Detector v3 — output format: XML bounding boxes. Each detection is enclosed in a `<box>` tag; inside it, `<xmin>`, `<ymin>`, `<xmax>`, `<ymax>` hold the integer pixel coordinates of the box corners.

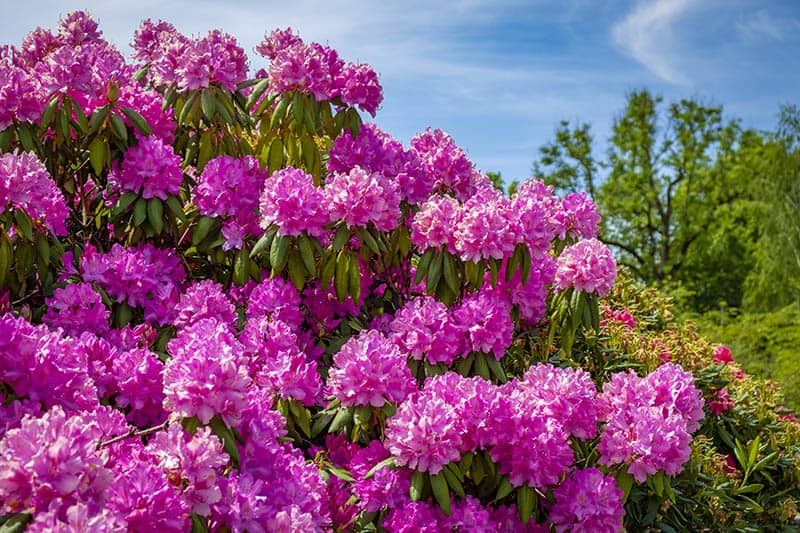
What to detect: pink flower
<box><xmin>0</xmin><ymin>151</ymin><xmax>69</xmax><ymax>236</ymax></box>
<box><xmin>549</xmin><ymin>468</ymin><xmax>625</xmax><ymax>533</ymax></box>
<box><xmin>555</xmin><ymin>238</ymin><xmax>617</xmax><ymax>296</ymax></box>
<box><xmin>327</xmin><ymin>330</ymin><xmax>415</xmax><ymax>408</ymax></box>
<box><xmin>107</xmin><ymin>135</ymin><xmax>183</xmax><ymax>200</ymax></box>
<box><xmin>163</xmin><ymin>318</ymin><xmax>251</xmax><ymax>425</ymax></box>
<box><xmin>713</xmin><ymin>345</ymin><xmax>734</xmax><ymax>364</ymax></box>
<box><xmin>709</xmin><ymin>387</ymin><xmax>735</xmax><ymax>415</ymax></box>
<box><xmin>324</xmin><ymin>166</ymin><xmax>401</xmax><ymax>231</ymax></box>
<box><xmin>258</xmin><ymin>166</ymin><xmax>328</xmax><ymax>238</ymax></box>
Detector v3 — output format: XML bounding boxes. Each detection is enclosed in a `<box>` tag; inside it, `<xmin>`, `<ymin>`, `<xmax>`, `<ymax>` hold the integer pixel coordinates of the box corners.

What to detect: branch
<box><xmin>603</xmin><ymin>239</ymin><xmax>646</xmax><ymax>268</ymax></box>
<box><xmin>98</xmin><ymin>419</ymin><xmax>169</xmax><ymax>449</ymax></box>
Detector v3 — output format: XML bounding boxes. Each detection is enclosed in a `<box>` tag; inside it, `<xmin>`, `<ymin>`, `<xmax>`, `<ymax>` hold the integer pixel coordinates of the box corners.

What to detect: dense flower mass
<box><xmin>549</xmin><ymin>468</ymin><xmax>625</xmax><ymax>533</ymax></box>
<box><xmin>0</xmin><ymin>151</ymin><xmax>69</xmax><ymax>236</ymax></box>
<box><xmin>107</xmin><ymin>135</ymin><xmax>183</xmax><ymax>200</ymax></box>
<box><xmin>163</xmin><ymin>318</ymin><xmax>251</xmax><ymax>425</ymax></box>
<box><xmin>194</xmin><ymin>155</ymin><xmax>266</xmax><ymax>249</ymax></box>
<box><xmin>324</xmin><ymin>166</ymin><xmax>402</xmax><ymax>231</ymax></box>
<box><xmin>597</xmin><ymin>364</ymin><xmax>705</xmax><ymax>482</ymax></box>
<box><xmin>258</xmin><ymin>166</ymin><xmax>328</xmax><ymax>238</ymax></box>
<box><xmin>80</xmin><ymin>243</ymin><xmax>185</xmax><ymax>325</ymax></box>
<box><xmin>327</xmin><ymin>330</ymin><xmax>415</xmax><ymax>407</ymax></box>
<box><xmin>256</xmin><ymin>27</ymin><xmax>383</xmax><ymax>115</ymax></box>
<box><xmin>555</xmin><ymin>238</ymin><xmax>617</xmax><ymax>295</ymax></box>
<box><xmin>0</xmin><ymin>12</ymin><xmax>786</xmax><ymax>532</ymax></box>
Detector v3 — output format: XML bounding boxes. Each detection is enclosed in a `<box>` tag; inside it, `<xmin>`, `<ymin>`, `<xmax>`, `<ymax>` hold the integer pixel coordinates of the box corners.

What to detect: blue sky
<box><xmin>1</xmin><ymin>0</ymin><xmax>798</xmax><ymax>184</ymax></box>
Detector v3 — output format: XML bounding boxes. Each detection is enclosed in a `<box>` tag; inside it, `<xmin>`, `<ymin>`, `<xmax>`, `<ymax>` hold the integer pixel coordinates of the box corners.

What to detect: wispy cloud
<box><xmin>736</xmin><ymin>9</ymin><xmax>785</xmax><ymax>42</ymax></box>
<box><xmin>611</xmin><ymin>0</ymin><xmax>694</xmax><ymax>86</ymax></box>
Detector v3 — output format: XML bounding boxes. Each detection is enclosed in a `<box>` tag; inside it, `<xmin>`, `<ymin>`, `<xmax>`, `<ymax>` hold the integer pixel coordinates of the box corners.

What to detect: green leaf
<box><xmin>165</xmin><ymin>195</ymin><xmax>186</xmax><ymax>223</ymax></box>
<box><xmin>0</xmin><ymin>512</ymin><xmax>32</xmax><ymax>533</ymax></box>
<box><xmin>298</xmin><ymin>234</ymin><xmax>317</xmax><ymax>275</ymax></box>
<box><xmin>115</xmin><ymin>301</ymin><xmax>133</xmax><ymax>328</ymax></box>
<box><xmin>88</xmin><ymin>105</ymin><xmax>109</xmax><ymax>135</ymax></box>
<box><xmin>251</xmin><ymin>228</ymin><xmax>277</xmax><ymax>258</ymax></box>
<box><xmin>414</xmin><ymin>248</ymin><xmax>435</xmax><ymax>285</ymax></box>
<box><xmin>348</xmin><ymin>253</ymin><xmax>361</xmax><ymax>303</ymax></box>
<box><xmin>120</xmin><ymin>106</ymin><xmax>152</xmax><ymax>135</ymax></box>
<box><xmin>357</xmin><ymin>227</ymin><xmax>381</xmax><ymax>255</ymax></box>
<box><xmin>443</xmin><ymin>252</ymin><xmax>459</xmax><ymax>294</ymax></box>
<box><xmin>495</xmin><ymin>476</ymin><xmax>514</xmax><ymax>501</ymax></box>
<box><xmin>353</xmin><ymin>405</ymin><xmax>372</xmax><ymax>427</ymax></box>
<box><xmin>40</xmin><ymin>95</ymin><xmax>59</xmax><ymax>127</ymax></box>
<box><xmin>192</xmin><ymin>216</ymin><xmax>216</xmax><ymax>246</ymax></box>
<box><xmin>190</xmin><ymin>513</ymin><xmax>210</xmax><ymax>533</ymax></box>
<box><xmin>233</xmin><ymin>247</ymin><xmax>250</xmax><ymax>287</ymax></box>
<box><xmin>287</xmin><ymin>251</ymin><xmax>306</xmax><ymax>290</ymax></box>
<box><xmin>209</xmin><ymin>415</ymin><xmax>240</xmax><ymax>468</ymax></box>
<box><xmin>178</xmin><ymin>92</ymin><xmax>199</xmax><ymax>125</ymax></box>
<box><xmin>35</xmin><ymin>235</ymin><xmax>50</xmax><ymax>267</ymax></box>
<box><xmin>13</xmin><ymin>210</ymin><xmax>33</xmax><ymax>241</ymax></box>
<box><xmin>269</xmin><ymin>234</ymin><xmax>290</xmax><ymax>273</ymax></box>
<box><xmin>328</xmin><ymin>466</ymin><xmax>355</xmax><ymax>483</ymax></box>
<box><xmin>267</xmin><ymin>137</ymin><xmax>284</xmax><ymax>174</ymax></box>
<box><xmin>410</xmin><ymin>471</ymin><xmax>425</xmax><ymax>502</ymax></box>
<box><xmin>89</xmin><ymin>137</ymin><xmax>106</xmax><ymax>176</ymax></box>
<box><xmin>430</xmin><ymin>473</ymin><xmax>451</xmax><ymax>516</ymax></box>
<box><xmin>426</xmin><ymin>250</ymin><xmax>443</xmax><ymax>294</ymax></box>
<box><xmin>270</xmin><ymin>95</ymin><xmax>290</xmax><ymax>129</ymax></box>
<box><xmin>328</xmin><ymin>407</ymin><xmax>353</xmax><ymax>433</ymax></box>
<box><xmin>364</xmin><ymin>457</ymin><xmax>396</xmax><ymax>480</ymax></box>
<box><xmin>615</xmin><ymin>469</ymin><xmax>635</xmax><ymax>503</ymax></box>
<box><xmin>319</xmin><ymin>251</ymin><xmax>336</xmax><ymax>289</ymax></box>
<box><xmin>245</xmin><ymin>78</ymin><xmax>270</xmax><ymax>110</ymax></box>
<box><xmin>474</xmin><ymin>352</ymin><xmax>491</xmax><ymax>380</ymax></box>
<box><xmin>332</xmin><ymin>224</ymin><xmax>351</xmax><ymax>252</ymax></box>
<box><xmin>201</xmin><ymin>89</ymin><xmax>217</xmax><ymax>120</ymax></box>
<box><xmin>147</xmin><ymin>198</ymin><xmax>164</xmax><ymax>234</ymax></box>
<box><xmin>441</xmin><ymin>466</ymin><xmax>465</xmax><ymax>498</ymax></box>
<box><xmin>517</xmin><ymin>484</ymin><xmax>535</xmax><ymax>524</ymax></box>
<box><xmin>113</xmin><ymin>191</ymin><xmax>139</xmax><ymax>217</ymax></box>
<box><xmin>133</xmin><ymin>198</ymin><xmax>147</xmax><ymax>226</ymax></box>
<box><xmin>519</xmin><ymin>243</ymin><xmax>532</xmax><ymax>284</ymax></box>
<box><xmin>109</xmin><ymin>112</ymin><xmax>128</xmax><ymax>143</ymax></box>
<box><xmin>335</xmin><ymin>250</ymin><xmax>350</xmax><ymax>303</ymax></box>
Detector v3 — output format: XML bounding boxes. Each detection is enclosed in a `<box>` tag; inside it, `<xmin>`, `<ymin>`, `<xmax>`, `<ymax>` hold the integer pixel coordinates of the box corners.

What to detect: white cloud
<box><xmin>611</xmin><ymin>0</ymin><xmax>695</xmax><ymax>85</ymax></box>
<box><xmin>736</xmin><ymin>9</ymin><xmax>785</xmax><ymax>42</ymax></box>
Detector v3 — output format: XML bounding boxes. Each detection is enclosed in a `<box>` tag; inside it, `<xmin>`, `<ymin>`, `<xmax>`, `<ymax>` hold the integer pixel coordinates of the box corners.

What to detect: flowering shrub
<box><xmin>0</xmin><ymin>11</ymin><xmax>798</xmax><ymax>532</ymax></box>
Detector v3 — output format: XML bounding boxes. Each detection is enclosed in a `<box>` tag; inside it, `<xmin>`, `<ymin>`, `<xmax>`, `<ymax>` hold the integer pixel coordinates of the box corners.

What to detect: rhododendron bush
<box><xmin>1</xmin><ymin>12</ymin><xmax>799</xmax><ymax>532</ymax></box>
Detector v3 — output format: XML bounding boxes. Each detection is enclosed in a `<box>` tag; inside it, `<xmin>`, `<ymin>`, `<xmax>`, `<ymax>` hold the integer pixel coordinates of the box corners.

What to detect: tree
<box><xmin>532</xmin><ymin>120</ymin><xmax>598</xmax><ymax>197</ymax></box>
<box><xmin>743</xmin><ymin>104</ymin><xmax>800</xmax><ymax>311</ymax></box>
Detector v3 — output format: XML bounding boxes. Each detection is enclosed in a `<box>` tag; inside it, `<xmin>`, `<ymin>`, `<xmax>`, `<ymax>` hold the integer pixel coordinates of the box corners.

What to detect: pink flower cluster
<box><xmin>80</xmin><ymin>243</ymin><xmax>185</xmax><ymax>325</ymax></box>
<box><xmin>555</xmin><ymin>238</ymin><xmax>617</xmax><ymax>295</ymax></box>
<box><xmin>325</xmin><ymin>166</ymin><xmax>402</xmax><ymax>231</ymax></box>
<box><xmin>256</xmin><ymin>28</ymin><xmax>383</xmax><ymax>115</ymax></box>
<box><xmin>194</xmin><ymin>155</ymin><xmax>266</xmax><ymax>249</ymax></box>
<box><xmin>133</xmin><ymin>20</ymin><xmax>248</xmax><ymax>91</ymax></box>
<box><xmin>42</xmin><ymin>282</ymin><xmax>110</xmax><ymax>337</ymax></box>
<box><xmin>597</xmin><ymin>363</ymin><xmax>705</xmax><ymax>481</ymax></box>
<box><xmin>258</xmin><ymin>166</ymin><xmax>328</xmax><ymax>238</ymax></box>
<box><xmin>164</xmin><ymin>318</ymin><xmax>251</xmax><ymax>425</ymax></box>
<box><xmin>410</xmin><ymin>128</ymin><xmax>483</xmax><ymax>201</ymax></box>
<box><xmin>549</xmin><ymin>468</ymin><xmax>625</xmax><ymax>533</ymax></box>
<box><xmin>108</xmin><ymin>135</ymin><xmax>183</xmax><ymax>200</ymax></box>
<box><xmin>389</xmin><ymin>296</ymin><xmax>463</xmax><ymax>364</ymax></box>
<box><xmin>327</xmin><ymin>330</ymin><xmax>416</xmax><ymax>407</ymax></box>
<box><xmin>559</xmin><ymin>191</ymin><xmax>601</xmax><ymax>239</ymax></box>
<box><xmin>0</xmin><ymin>151</ymin><xmax>69</xmax><ymax>236</ymax></box>
<box><xmin>327</xmin><ymin>123</ymin><xmax>430</xmax><ymax>204</ymax></box>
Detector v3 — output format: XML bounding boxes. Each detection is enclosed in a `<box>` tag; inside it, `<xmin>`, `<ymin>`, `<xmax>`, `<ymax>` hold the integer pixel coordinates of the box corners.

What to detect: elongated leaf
<box><xmin>364</xmin><ymin>457</ymin><xmax>396</xmax><ymax>480</ymax></box>
<box><xmin>147</xmin><ymin>198</ymin><xmax>164</xmax><ymax>234</ymax></box>
<box><xmin>120</xmin><ymin>106</ymin><xmax>152</xmax><ymax>135</ymax></box>
<box><xmin>109</xmin><ymin>112</ymin><xmax>128</xmax><ymax>143</ymax></box>
<box><xmin>431</xmin><ymin>473</ymin><xmax>451</xmax><ymax>516</ymax></box>
<box><xmin>298</xmin><ymin>234</ymin><xmax>316</xmax><ymax>275</ymax></box>
<box><xmin>517</xmin><ymin>484</ymin><xmax>535</xmax><ymax>524</ymax></box>
<box><xmin>270</xmin><ymin>234</ymin><xmax>290</xmax><ymax>273</ymax></box>
<box><xmin>89</xmin><ymin>137</ymin><xmax>106</xmax><ymax>176</ymax></box>
<box><xmin>410</xmin><ymin>471</ymin><xmax>425</xmax><ymax>502</ymax></box>
<box><xmin>335</xmin><ymin>250</ymin><xmax>350</xmax><ymax>303</ymax></box>
<box><xmin>287</xmin><ymin>251</ymin><xmax>306</xmax><ymax>290</ymax></box>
